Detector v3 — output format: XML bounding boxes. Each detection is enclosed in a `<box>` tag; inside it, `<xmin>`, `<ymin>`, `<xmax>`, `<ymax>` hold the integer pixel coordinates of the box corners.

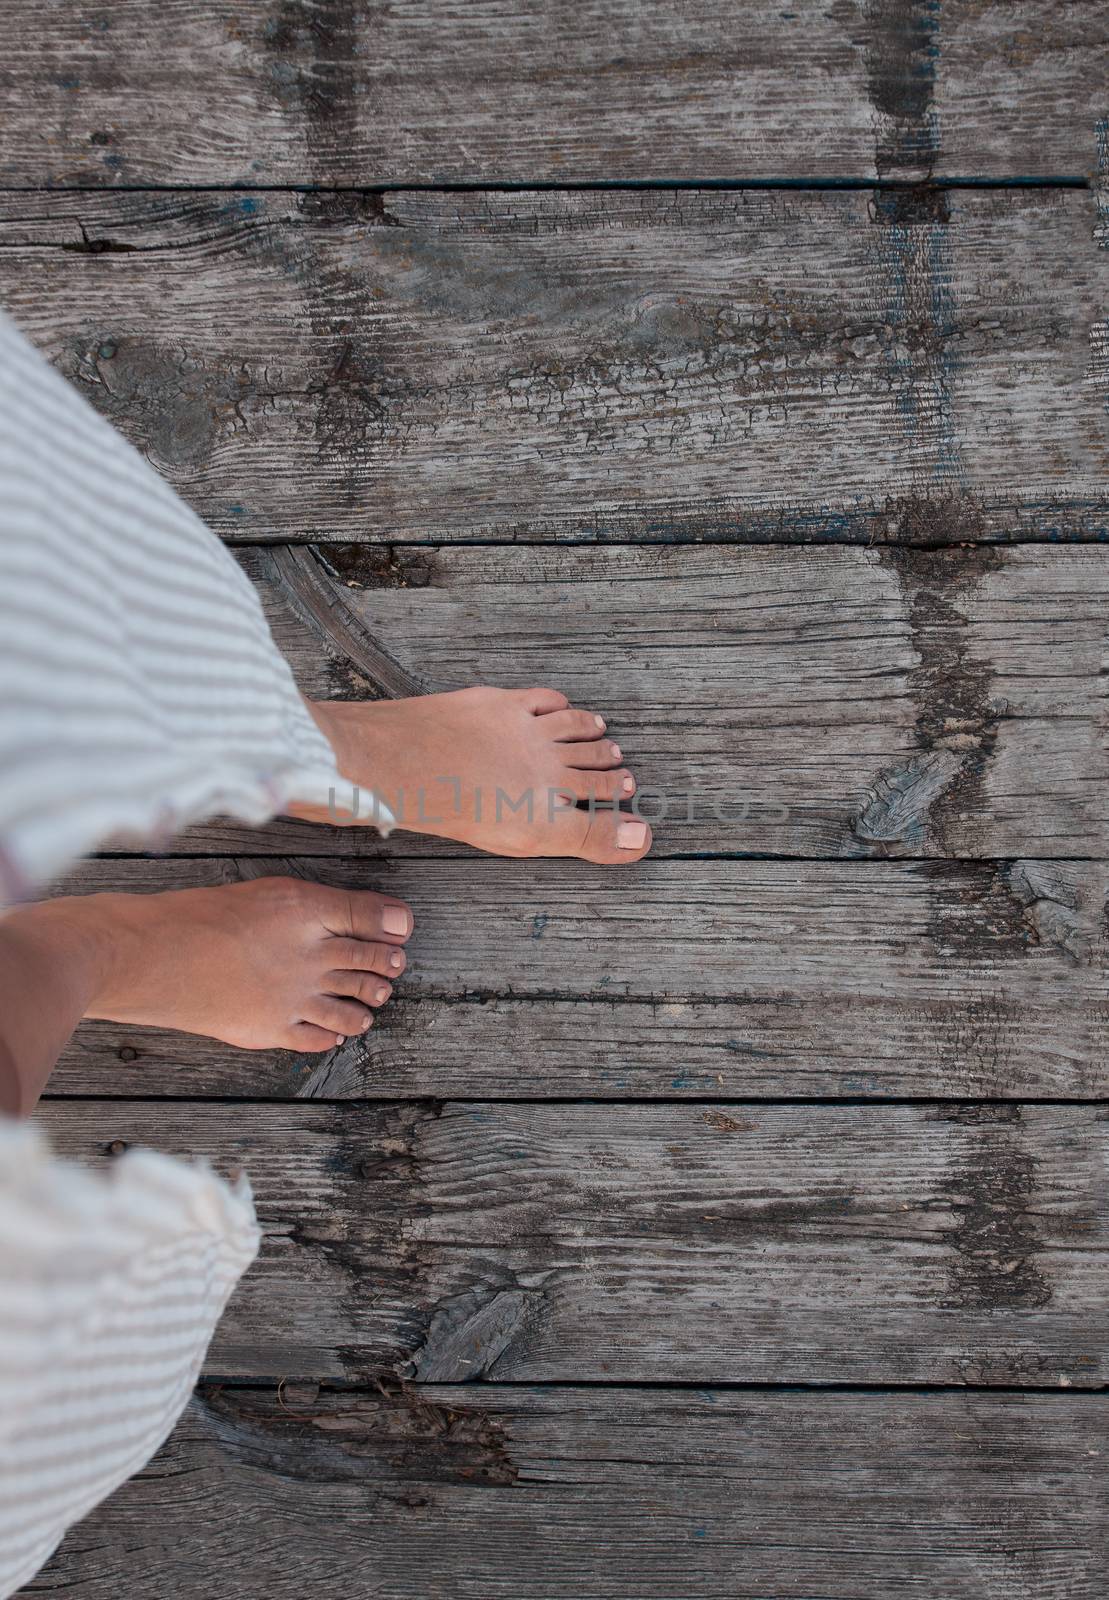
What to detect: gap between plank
<box><xmin>201</xmin><ymin>1374</ymin><xmax>1109</xmax><ymax>1397</ymax></box>
<box><xmin>38</xmin><ymin>1093</ymin><xmax>1109</xmax><ymax>1108</ymax></box>
<box><xmin>90</xmin><ymin>851</ymin><xmax>1109</xmax><ymax>866</ymax></box>
<box><xmin>0</xmin><ymin>176</ymin><xmax>1092</xmax><ymax>195</ymax></box>
<box><xmin>224</xmin><ymin>534</ymin><xmax>1109</xmax><ymax>552</ymax></box>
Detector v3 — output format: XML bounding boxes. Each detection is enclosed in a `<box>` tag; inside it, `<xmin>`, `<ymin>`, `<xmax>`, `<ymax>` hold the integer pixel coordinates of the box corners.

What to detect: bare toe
<box><xmin>288</xmin><ymin>1021</ymin><xmax>348</xmax><ymax>1053</ymax></box>
<box><xmin>520</xmin><ymin>685</ymin><xmax>570</xmax><ymax>714</ymax></box>
<box><xmin>559</xmin><ymin>766</ymin><xmax>636</xmax><ymax>803</ymax></box>
<box><xmin>560</xmin><ymin>738</ymin><xmax>625</xmax><ymax>770</ymax></box>
<box><xmin>548</xmin><ymin>806</ymin><xmax>652</xmax><ymax>864</ymax></box>
<box><xmin>325</xmin><ymin>971</ymin><xmax>395</xmax><ymax>1007</ymax></box>
<box><xmin>320</xmin><ymin>888</ymin><xmax>413</xmax><ymax>943</ymax></box>
<box><xmin>540</xmin><ymin>707</ymin><xmax>609</xmax><ymax>742</ymax></box>
<box><xmin>326</xmin><ymin>939</ymin><xmax>406</xmax><ymax>979</ymax></box>
<box><xmin>306</xmin><ymin>996</ymin><xmax>375</xmax><ymax>1039</ymax></box>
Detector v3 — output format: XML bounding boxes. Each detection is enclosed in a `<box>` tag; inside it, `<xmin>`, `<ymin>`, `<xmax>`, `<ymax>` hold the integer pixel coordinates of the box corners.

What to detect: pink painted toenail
<box><xmin>610</xmin><ymin>743</ymin><xmax>621</xmax><ymax>761</ymax></box>
<box><xmin>594</xmin><ymin>715</ymin><xmax>606</xmax><ymax>731</ymax></box>
<box><xmin>622</xmin><ymin>775</ymin><xmax>635</xmax><ymax>794</ymax></box>
<box><xmin>382</xmin><ymin>906</ymin><xmax>409</xmax><ymax>936</ymax></box>
<box><xmin>617</xmin><ymin>819</ymin><xmax>648</xmax><ymax>850</ymax></box>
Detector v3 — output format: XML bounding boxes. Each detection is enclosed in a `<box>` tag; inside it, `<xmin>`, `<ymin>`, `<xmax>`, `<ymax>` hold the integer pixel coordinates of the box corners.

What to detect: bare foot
<box><xmin>301</xmin><ymin>687</ymin><xmax>653</xmax><ymax>863</ymax></box>
<box><xmin>15</xmin><ymin>877</ymin><xmax>414</xmax><ymax>1053</ymax></box>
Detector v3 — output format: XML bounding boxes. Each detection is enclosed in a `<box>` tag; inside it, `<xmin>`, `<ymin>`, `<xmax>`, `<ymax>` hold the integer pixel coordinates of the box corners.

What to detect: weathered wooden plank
<box><xmin>0</xmin><ymin>2</ymin><xmax>1103</xmax><ymax>186</ymax></box>
<box><xmin>177</xmin><ymin>541</ymin><xmax>1109</xmax><ymax>862</ymax></box>
<box><xmin>46</xmin><ymin>854</ymin><xmax>1109</xmax><ymax>1100</ymax></box>
<box><xmin>30</xmin><ymin>1385</ymin><xmax>1108</xmax><ymax>1599</ymax></box>
<box><xmin>2</xmin><ymin>186</ymin><xmax>1107</xmax><ymax>543</ymax></box>
<box><xmin>35</xmin><ymin>1100</ymin><xmax>1109</xmax><ymax>1385</ymax></box>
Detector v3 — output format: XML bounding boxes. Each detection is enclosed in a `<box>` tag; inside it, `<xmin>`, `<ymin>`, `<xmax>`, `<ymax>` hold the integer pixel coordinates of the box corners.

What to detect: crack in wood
<box><xmin>1004</xmin><ymin>860</ymin><xmax>1092</xmax><ymax>964</ymax></box>
<box><xmin>265</xmin><ymin>543</ymin><xmax>426</xmax><ymax>699</ymax></box>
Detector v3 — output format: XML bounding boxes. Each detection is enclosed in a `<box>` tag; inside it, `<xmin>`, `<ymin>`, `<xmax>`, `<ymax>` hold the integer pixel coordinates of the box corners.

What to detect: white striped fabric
<box><xmin>0</xmin><ymin>307</ymin><xmax>392</xmax><ymax>902</ymax></box>
<box><xmin>0</xmin><ymin>310</ymin><xmax>393</xmax><ymax>1590</ymax></box>
<box><xmin>0</xmin><ymin>1121</ymin><xmax>260</xmax><ymax>1596</ymax></box>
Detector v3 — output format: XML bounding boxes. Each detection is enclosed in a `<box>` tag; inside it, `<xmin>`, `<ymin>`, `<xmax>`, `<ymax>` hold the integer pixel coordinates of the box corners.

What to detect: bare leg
<box><xmin>0</xmin><ymin>878</ymin><xmax>413</xmax><ymax>1115</ymax></box>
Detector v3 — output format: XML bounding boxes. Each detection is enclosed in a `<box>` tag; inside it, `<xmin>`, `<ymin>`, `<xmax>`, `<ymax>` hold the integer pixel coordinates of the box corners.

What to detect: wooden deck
<box><xmin>4</xmin><ymin>3</ymin><xmax>1107</xmax><ymax>1595</ymax></box>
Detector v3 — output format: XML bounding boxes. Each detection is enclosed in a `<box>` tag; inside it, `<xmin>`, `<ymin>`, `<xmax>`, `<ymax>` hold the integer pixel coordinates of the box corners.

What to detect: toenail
<box><xmin>610</xmin><ymin>742</ymin><xmax>621</xmax><ymax>761</ymax></box>
<box><xmin>361</xmin><ymin>1015</ymin><xmax>372</xmax><ymax>1031</ymax></box>
<box><xmin>335</xmin><ymin>1034</ymin><xmax>346</xmax><ymax>1046</ymax></box>
<box><xmin>389</xmin><ymin>950</ymin><xmax>403</xmax><ymax>969</ymax></box>
<box><xmin>617</xmin><ymin>818</ymin><xmax>648</xmax><ymax>850</ymax></box>
<box><xmin>622</xmin><ymin>775</ymin><xmax>635</xmax><ymax>794</ymax></box>
<box><xmin>375</xmin><ymin>985</ymin><xmax>389</xmax><ymax>1004</ymax></box>
<box><xmin>382</xmin><ymin>906</ymin><xmax>409</xmax><ymax>936</ymax></box>
<box><xmin>594</xmin><ymin>715</ymin><xmax>606</xmax><ymax>731</ymax></box>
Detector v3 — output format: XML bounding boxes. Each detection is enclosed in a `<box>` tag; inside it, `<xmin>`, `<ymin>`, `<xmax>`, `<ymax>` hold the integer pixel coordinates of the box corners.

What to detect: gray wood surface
<box><xmin>35</xmin><ymin>1099</ymin><xmax>1109</xmax><ymax>1386</ymax></box>
<box><xmin>28</xmin><ymin>1385</ymin><xmax>1108</xmax><ymax>1600</ymax></box>
<box><xmin>8</xmin><ymin>8</ymin><xmax>1108</xmax><ymax>1592</ymax></box>
<box><xmin>0</xmin><ymin>2</ymin><xmax>1103</xmax><ymax>186</ymax></box>
<box><xmin>46</xmin><ymin>853</ymin><xmax>1109</xmax><ymax>1100</ymax></box>
<box><xmin>178</xmin><ymin>541</ymin><xmax>1109</xmax><ymax>861</ymax></box>
<box><xmin>2</xmin><ymin>186</ymin><xmax>1106</xmax><ymax>544</ymax></box>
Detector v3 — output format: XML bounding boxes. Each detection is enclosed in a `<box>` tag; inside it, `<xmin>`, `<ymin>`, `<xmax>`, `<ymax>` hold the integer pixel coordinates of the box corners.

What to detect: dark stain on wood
<box><xmin>318</xmin><ymin>543</ymin><xmax>433</xmax><ymax>590</ymax></box>
<box><xmin>854</xmin><ymin>547</ymin><xmax>1003</xmax><ymax>851</ymax></box>
<box><xmin>263</xmin><ymin>0</ymin><xmax>361</xmax><ymax>161</ymax></box>
<box><xmin>307</xmin><ymin>339</ymin><xmax>398</xmax><ymax>476</ymax></box>
<box><xmin>298</xmin><ymin>189</ymin><xmax>406</xmax><ymax>229</ymax></box>
<box><xmin>869</xmin><ymin>183</ymin><xmax>951</xmax><ymax>228</ymax></box>
<box><xmin>197</xmin><ymin>1381</ymin><xmax>518</xmax><ymax>1488</ymax></box>
<box><xmin>865</xmin><ymin>0</ymin><xmax>940</xmax><ymax>177</ymax></box>
<box><xmin>923</xmin><ymin>860</ymin><xmax>1037</xmax><ymax>966</ymax></box>
<box><xmin>931</xmin><ymin>1105</ymin><xmax>1052</xmax><ymax>1311</ymax></box>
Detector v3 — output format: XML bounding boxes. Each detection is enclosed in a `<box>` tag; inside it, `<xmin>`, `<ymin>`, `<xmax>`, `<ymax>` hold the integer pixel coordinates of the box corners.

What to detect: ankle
<box><xmin>287</xmin><ymin>700</ymin><xmax>387</xmax><ymax>827</ymax></box>
<box><xmin>304</xmin><ymin>698</ymin><xmax>378</xmax><ymax>775</ymax></box>
<box><xmin>0</xmin><ymin>895</ymin><xmax>129</xmax><ymax>1113</ymax></box>
<box><xmin>3</xmin><ymin>893</ymin><xmax>135</xmax><ymax>1018</ymax></box>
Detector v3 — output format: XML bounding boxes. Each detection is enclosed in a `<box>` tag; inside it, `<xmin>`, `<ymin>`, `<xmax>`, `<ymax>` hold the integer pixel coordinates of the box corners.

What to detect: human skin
<box><xmin>297</xmin><ymin>685</ymin><xmax>653</xmax><ymax>862</ymax></box>
<box><xmin>0</xmin><ymin>878</ymin><xmax>413</xmax><ymax>1116</ymax></box>
<box><xmin>0</xmin><ymin>682</ymin><xmax>649</xmax><ymax>1115</ymax></box>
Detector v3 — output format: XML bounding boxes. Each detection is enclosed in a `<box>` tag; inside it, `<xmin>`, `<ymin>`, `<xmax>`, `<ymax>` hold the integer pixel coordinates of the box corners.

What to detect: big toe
<box><xmin>550</xmin><ymin>806</ymin><xmax>652</xmax><ymax>864</ymax></box>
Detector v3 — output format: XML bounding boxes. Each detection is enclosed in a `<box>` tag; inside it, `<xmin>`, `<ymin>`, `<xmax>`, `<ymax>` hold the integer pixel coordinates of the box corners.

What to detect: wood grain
<box><xmin>0</xmin><ymin>2</ymin><xmax>1103</xmax><ymax>186</ymax></box>
<box><xmin>34</xmin><ymin>1099</ymin><xmax>1109</xmax><ymax>1386</ymax></box>
<box><xmin>169</xmin><ymin>541</ymin><xmax>1109</xmax><ymax>862</ymax></box>
<box><xmin>45</xmin><ymin>853</ymin><xmax>1109</xmax><ymax>1100</ymax></box>
<box><xmin>30</xmin><ymin>1385</ymin><xmax>1108</xmax><ymax>1599</ymax></box>
<box><xmin>2</xmin><ymin>187</ymin><xmax>1107</xmax><ymax>543</ymax></box>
